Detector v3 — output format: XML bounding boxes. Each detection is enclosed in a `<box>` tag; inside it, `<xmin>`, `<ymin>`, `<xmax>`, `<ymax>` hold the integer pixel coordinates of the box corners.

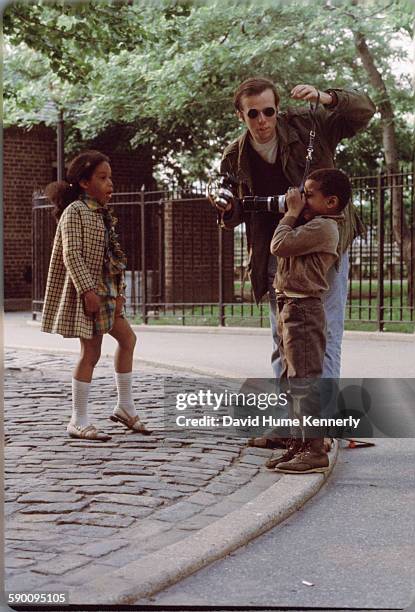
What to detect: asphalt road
<box><xmin>4</xmin><ymin>312</ymin><xmax>415</xmax><ymax>378</ymax></box>
<box><xmin>144</xmin><ymin>438</ymin><xmax>415</xmax><ymax>610</ymax></box>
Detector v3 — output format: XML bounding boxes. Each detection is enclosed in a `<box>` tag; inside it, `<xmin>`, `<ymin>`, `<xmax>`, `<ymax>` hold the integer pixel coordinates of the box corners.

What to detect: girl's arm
<box><xmin>60</xmin><ymin>206</ymin><xmax>97</xmax><ymax>295</ymax></box>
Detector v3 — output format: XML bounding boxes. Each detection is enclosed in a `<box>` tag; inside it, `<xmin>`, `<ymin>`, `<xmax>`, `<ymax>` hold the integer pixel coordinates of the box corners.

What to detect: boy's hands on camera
<box><xmin>83</xmin><ymin>290</ymin><xmax>101</xmax><ymax>316</ymax></box>
<box><xmin>285</xmin><ymin>187</ymin><xmax>305</xmax><ymax>218</ymax></box>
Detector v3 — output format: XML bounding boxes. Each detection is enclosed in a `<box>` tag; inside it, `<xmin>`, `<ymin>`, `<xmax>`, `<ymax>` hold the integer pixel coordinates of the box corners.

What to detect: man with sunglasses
<box><xmin>213</xmin><ymin>78</ymin><xmax>374</xmax><ymax>447</ymax></box>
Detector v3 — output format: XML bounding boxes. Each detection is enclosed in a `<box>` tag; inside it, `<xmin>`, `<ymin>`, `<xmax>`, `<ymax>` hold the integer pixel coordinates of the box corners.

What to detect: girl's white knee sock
<box><xmin>115</xmin><ymin>371</ymin><xmax>136</xmax><ymax>417</ymax></box>
<box><xmin>71</xmin><ymin>378</ymin><xmax>90</xmax><ymax>427</ymax></box>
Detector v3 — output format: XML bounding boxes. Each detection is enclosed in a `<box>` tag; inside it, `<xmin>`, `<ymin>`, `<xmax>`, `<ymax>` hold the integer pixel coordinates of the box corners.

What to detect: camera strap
<box><xmin>299</xmin><ymin>90</ymin><xmax>320</xmax><ymax>191</ymax></box>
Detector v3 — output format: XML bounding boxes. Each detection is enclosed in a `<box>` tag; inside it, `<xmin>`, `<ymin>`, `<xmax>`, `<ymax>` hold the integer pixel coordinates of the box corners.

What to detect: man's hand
<box><xmin>290</xmin><ymin>84</ymin><xmax>333</xmax><ymax>106</ymax></box>
<box><xmin>211</xmin><ymin>191</ymin><xmax>234</xmax><ymax>213</ymax></box>
<box><xmin>207</xmin><ymin>175</ymin><xmax>236</xmax><ymax>213</ymax></box>
<box><xmin>285</xmin><ymin>188</ymin><xmax>305</xmax><ymax>218</ymax></box>
<box><xmin>83</xmin><ymin>290</ymin><xmax>101</xmax><ymax>316</ymax></box>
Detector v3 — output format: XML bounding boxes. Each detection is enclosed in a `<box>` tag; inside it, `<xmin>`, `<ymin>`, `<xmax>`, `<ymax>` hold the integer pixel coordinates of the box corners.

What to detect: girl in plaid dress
<box><xmin>42</xmin><ymin>150</ymin><xmax>151</xmax><ymax>440</ymax></box>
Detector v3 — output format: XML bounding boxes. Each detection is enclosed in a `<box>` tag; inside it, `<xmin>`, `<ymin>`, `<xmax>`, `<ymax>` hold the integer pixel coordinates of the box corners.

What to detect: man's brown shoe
<box><xmin>275</xmin><ymin>439</ymin><xmax>329</xmax><ymax>474</ymax></box>
<box><xmin>266</xmin><ymin>438</ymin><xmax>303</xmax><ymax>469</ymax></box>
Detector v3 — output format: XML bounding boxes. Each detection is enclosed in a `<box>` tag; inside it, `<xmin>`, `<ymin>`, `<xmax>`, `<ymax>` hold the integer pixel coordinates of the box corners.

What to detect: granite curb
<box><xmin>73</xmin><ymin>442</ymin><xmax>339</xmax><ymax>606</ymax></box>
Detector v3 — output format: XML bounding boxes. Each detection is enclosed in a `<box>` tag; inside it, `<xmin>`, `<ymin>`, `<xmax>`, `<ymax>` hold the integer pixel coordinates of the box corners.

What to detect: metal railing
<box><xmin>348</xmin><ymin>170</ymin><xmax>414</xmax><ymax>330</ymax></box>
<box><xmin>32</xmin><ymin>171</ymin><xmax>414</xmax><ymax>330</ymax></box>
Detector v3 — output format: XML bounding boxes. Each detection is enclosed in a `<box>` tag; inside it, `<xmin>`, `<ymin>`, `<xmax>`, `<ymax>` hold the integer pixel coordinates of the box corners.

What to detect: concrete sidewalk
<box><xmin>4</xmin><ymin>311</ymin><xmax>415</xmax><ymax>378</ymax></box>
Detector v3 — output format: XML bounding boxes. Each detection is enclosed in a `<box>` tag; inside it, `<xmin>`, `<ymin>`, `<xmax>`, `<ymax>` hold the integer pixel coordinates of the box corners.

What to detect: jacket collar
<box><xmin>235</xmin><ymin>131</ymin><xmax>252</xmax><ymax>188</ymax></box>
<box><xmin>316</xmin><ymin>212</ymin><xmax>345</xmax><ymax>222</ymax></box>
<box><xmin>81</xmin><ymin>193</ymin><xmax>105</xmax><ymax>212</ymax></box>
<box><xmin>275</xmin><ymin>112</ymin><xmax>301</xmax><ymax>146</ymax></box>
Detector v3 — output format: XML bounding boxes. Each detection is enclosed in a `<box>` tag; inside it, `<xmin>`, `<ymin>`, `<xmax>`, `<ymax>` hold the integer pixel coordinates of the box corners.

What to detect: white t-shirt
<box><xmin>250</xmin><ymin>133</ymin><xmax>278</xmax><ymax>164</ymax></box>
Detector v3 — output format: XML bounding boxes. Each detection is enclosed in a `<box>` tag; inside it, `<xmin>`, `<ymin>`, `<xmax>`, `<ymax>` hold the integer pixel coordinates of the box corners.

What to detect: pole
<box><xmin>377</xmin><ymin>172</ymin><xmax>385</xmax><ymax>331</ymax></box>
<box><xmin>218</xmin><ymin>227</ymin><xmax>225</xmax><ymax>326</ymax></box>
<box><xmin>57</xmin><ymin>109</ymin><xmax>65</xmax><ymax>181</ymax></box>
<box><xmin>140</xmin><ymin>192</ymin><xmax>148</xmax><ymax>324</ymax></box>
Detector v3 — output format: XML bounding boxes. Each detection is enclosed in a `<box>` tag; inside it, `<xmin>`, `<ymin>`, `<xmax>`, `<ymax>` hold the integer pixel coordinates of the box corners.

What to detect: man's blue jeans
<box><xmin>268</xmin><ymin>251</ymin><xmax>349</xmax><ymax>379</ymax></box>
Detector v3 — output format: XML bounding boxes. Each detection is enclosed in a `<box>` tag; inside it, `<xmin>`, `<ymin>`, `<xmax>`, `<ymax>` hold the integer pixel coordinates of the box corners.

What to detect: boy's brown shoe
<box><xmin>266</xmin><ymin>438</ymin><xmax>303</xmax><ymax>469</ymax></box>
<box><xmin>275</xmin><ymin>439</ymin><xmax>329</xmax><ymax>474</ymax></box>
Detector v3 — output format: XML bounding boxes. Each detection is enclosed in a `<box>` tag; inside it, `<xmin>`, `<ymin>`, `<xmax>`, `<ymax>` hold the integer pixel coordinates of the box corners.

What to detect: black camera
<box><xmin>208</xmin><ymin>173</ymin><xmax>302</xmax><ymax>214</ymax></box>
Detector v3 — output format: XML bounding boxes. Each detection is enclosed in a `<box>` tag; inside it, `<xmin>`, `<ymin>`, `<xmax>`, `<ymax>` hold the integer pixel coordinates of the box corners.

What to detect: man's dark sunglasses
<box><xmin>245</xmin><ymin>107</ymin><xmax>276</xmax><ymax>119</ymax></box>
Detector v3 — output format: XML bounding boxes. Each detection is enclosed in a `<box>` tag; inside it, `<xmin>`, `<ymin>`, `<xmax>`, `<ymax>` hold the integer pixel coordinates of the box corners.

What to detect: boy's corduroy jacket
<box><xmin>219</xmin><ymin>88</ymin><xmax>376</xmax><ymax>303</ymax></box>
<box><xmin>271</xmin><ymin>214</ymin><xmax>343</xmax><ymax>297</ymax></box>
<box><xmin>41</xmin><ymin>200</ymin><xmax>106</xmax><ymax>339</ymax></box>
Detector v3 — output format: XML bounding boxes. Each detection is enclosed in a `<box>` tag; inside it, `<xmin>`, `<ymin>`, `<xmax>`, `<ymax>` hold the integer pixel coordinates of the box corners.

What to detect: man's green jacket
<box><xmin>219</xmin><ymin>88</ymin><xmax>376</xmax><ymax>303</ymax></box>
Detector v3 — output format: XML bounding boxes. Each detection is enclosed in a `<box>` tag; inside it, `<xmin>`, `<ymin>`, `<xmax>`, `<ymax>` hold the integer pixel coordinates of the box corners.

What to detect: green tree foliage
<box><xmin>3</xmin><ymin>0</ymin><xmax>413</xmax><ymax>184</ymax></box>
<box><xmin>3</xmin><ymin>1</ymin><xmax>146</xmax><ymax>80</ymax></box>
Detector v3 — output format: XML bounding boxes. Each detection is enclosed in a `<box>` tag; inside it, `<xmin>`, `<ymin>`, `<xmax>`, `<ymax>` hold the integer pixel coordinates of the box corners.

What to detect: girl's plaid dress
<box><xmin>41</xmin><ymin>196</ymin><xmax>126</xmax><ymax>339</ymax></box>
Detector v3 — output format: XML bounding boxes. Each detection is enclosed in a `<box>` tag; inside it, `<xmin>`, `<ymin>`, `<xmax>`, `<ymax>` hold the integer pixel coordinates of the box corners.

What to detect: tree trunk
<box><xmin>353</xmin><ymin>29</ymin><xmax>414</xmax><ymax>307</ymax></box>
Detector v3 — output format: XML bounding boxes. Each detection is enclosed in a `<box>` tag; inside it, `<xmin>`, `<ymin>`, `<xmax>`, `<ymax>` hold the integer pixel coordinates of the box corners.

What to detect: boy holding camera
<box><xmin>268</xmin><ymin>168</ymin><xmax>351</xmax><ymax>473</ymax></box>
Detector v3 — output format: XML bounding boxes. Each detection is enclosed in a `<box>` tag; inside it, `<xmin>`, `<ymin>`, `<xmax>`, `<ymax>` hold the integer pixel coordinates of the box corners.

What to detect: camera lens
<box><xmin>277</xmin><ymin>195</ymin><xmax>286</xmax><ymax>212</ymax></box>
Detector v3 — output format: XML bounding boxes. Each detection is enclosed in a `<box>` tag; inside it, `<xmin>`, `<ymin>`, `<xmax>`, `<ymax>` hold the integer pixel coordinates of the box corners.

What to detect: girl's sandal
<box><xmin>67</xmin><ymin>422</ymin><xmax>112</xmax><ymax>441</ymax></box>
<box><xmin>110</xmin><ymin>408</ymin><xmax>152</xmax><ymax>435</ymax></box>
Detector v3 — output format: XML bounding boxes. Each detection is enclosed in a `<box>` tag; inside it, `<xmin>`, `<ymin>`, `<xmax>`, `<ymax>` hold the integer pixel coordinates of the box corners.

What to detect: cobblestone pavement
<box><xmin>5</xmin><ymin>348</ymin><xmax>280</xmax><ymax>599</ymax></box>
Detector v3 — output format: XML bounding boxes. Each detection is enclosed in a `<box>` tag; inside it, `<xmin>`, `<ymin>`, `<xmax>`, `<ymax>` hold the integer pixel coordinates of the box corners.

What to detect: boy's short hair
<box><xmin>307</xmin><ymin>168</ymin><xmax>352</xmax><ymax>211</ymax></box>
<box><xmin>234</xmin><ymin>77</ymin><xmax>280</xmax><ymax>111</ymax></box>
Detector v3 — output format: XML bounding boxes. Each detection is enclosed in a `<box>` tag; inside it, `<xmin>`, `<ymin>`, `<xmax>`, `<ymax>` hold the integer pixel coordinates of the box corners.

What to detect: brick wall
<box><xmin>3</xmin><ymin>125</ymin><xmax>56</xmax><ymax>307</ymax></box>
<box><xmin>164</xmin><ymin>198</ymin><xmax>234</xmax><ymax>303</ymax></box>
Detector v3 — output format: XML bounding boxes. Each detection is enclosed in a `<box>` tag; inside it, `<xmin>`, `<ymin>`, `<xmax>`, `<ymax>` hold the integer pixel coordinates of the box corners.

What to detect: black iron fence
<box><xmin>33</xmin><ymin>170</ymin><xmax>414</xmax><ymax>331</ymax></box>
<box><xmin>348</xmin><ymin>170</ymin><xmax>414</xmax><ymax>330</ymax></box>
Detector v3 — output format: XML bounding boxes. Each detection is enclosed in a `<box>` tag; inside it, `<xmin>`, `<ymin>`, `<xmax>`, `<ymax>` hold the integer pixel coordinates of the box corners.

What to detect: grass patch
<box><xmin>236</xmin><ymin>279</ymin><xmax>412</xmax><ymax>300</ymax></box>
<box><xmin>344</xmin><ymin>320</ymin><xmax>415</xmax><ymax>333</ymax></box>
<box><xmin>130</xmin><ymin>298</ymin><xmax>414</xmax><ymax>332</ymax></box>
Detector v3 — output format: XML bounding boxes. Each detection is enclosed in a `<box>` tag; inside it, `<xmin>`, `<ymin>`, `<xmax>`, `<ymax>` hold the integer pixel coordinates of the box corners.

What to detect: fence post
<box><xmin>140</xmin><ymin>192</ymin><xmax>148</xmax><ymax>324</ymax></box>
<box><xmin>32</xmin><ymin>195</ymin><xmax>37</xmax><ymax>321</ymax></box>
<box><xmin>218</xmin><ymin>226</ymin><xmax>225</xmax><ymax>326</ymax></box>
<box><xmin>377</xmin><ymin>172</ymin><xmax>385</xmax><ymax>331</ymax></box>
<box><xmin>157</xmin><ymin>199</ymin><xmax>164</xmax><ymax>306</ymax></box>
